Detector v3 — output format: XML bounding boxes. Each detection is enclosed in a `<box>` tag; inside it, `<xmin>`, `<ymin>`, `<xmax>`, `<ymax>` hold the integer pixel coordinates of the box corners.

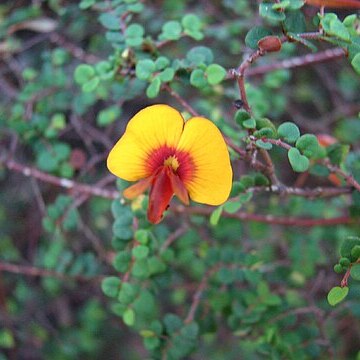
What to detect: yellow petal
<box><xmin>176</xmin><ymin>117</ymin><xmax>232</xmax><ymax>205</ymax></box>
<box><xmin>107</xmin><ymin>104</ymin><xmax>184</xmax><ymax>181</ymax></box>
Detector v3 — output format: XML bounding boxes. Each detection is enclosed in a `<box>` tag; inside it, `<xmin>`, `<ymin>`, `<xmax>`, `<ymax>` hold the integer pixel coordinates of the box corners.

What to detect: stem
<box><xmin>5</xmin><ymin>159</ymin><xmax>119</xmax><ymax>200</ymax></box>
<box><xmin>173</xmin><ymin>205</ymin><xmax>353</xmax><ymax>227</ymax></box>
<box><xmin>247</xmin><ymin>48</ymin><xmax>345</xmax><ymax>77</ymax></box>
<box><xmin>0</xmin><ymin>261</ymin><xmax>104</xmax><ymax>282</ymax></box>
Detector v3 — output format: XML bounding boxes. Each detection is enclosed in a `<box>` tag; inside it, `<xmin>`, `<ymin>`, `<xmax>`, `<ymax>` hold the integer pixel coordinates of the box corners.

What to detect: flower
<box><xmin>107</xmin><ymin>104</ymin><xmax>233</xmax><ymax>224</ymax></box>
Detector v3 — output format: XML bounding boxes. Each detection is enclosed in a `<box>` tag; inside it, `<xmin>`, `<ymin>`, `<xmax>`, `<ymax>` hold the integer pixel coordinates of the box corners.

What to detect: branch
<box><xmin>0</xmin><ymin>261</ymin><xmax>104</xmax><ymax>282</ymax></box>
<box><xmin>248</xmin><ymin>184</ymin><xmax>352</xmax><ymax>198</ymax></box>
<box><xmin>4</xmin><ymin>158</ymin><xmax>354</xmax><ymax>227</ymax></box>
<box><xmin>173</xmin><ymin>205</ymin><xmax>353</xmax><ymax>227</ymax></box>
<box><xmin>324</xmin><ymin>161</ymin><xmax>360</xmax><ymax>193</ymax></box>
<box><xmin>184</xmin><ymin>266</ymin><xmax>219</xmax><ymax>324</ymax></box>
<box><xmin>162</xmin><ymin>83</ymin><xmax>199</xmax><ymax>117</ymax></box>
<box><xmin>247</xmin><ymin>47</ymin><xmax>345</xmax><ymax>77</ymax></box>
<box><xmin>4</xmin><ymin>158</ymin><xmax>119</xmax><ymax>200</ymax></box>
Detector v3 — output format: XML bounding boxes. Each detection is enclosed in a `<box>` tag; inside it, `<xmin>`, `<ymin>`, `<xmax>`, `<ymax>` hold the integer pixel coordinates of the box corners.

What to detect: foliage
<box><xmin>1</xmin><ymin>0</ymin><xmax>360</xmax><ymax>359</ymax></box>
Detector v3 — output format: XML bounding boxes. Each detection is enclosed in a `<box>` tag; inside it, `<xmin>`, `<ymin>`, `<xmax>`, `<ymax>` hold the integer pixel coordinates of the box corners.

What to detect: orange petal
<box><xmin>176</xmin><ymin>117</ymin><xmax>232</xmax><ymax>205</ymax></box>
<box><xmin>168</xmin><ymin>168</ymin><xmax>189</xmax><ymax>205</ymax></box>
<box><xmin>123</xmin><ymin>176</ymin><xmax>153</xmax><ymax>199</ymax></box>
<box><xmin>148</xmin><ymin>167</ymin><xmax>174</xmax><ymax>224</ymax></box>
<box><xmin>107</xmin><ymin>104</ymin><xmax>184</xmax><ymax>181</ymax></box>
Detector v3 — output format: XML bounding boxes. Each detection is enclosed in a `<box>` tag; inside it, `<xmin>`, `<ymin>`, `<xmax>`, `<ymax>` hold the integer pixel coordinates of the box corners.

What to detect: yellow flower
<box><xmin>107</xmin><ymin>104</ymin><xmax>232</xmax><ymax>224</ymax></box>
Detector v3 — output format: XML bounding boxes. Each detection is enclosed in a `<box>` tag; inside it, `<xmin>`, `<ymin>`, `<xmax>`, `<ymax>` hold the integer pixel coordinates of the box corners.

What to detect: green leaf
<box><xmin>118</xmin><ymin>283</ymin><xmax>139</xmax><ymax>304</ymax></box>
<box><xmin>0</xmin><ymin>329</ymin><xmax>15</xmax><ymax>348</ymax></box>
<box><xmin>182</xmin><ymin>14</ymin><xmax>203</xmax><ymax>40</ymax></box>
<box><xmin>125</xmin><ymin>23</ymin><xmax>144</xmax><ymax>47</ymax></box>
<box><xmin>123</xmin><ymin>308</ymin><xmax>135</xmax><ymax>326</ymax></box>
<box><xmin>146</xmin><ymin>77</ymin><xmax>161</xmax><ymax>98</ymax></box>
<box><xmin>341</xmin><ymin>237</ymin><xmax>360</xmax><ymax>261</ymax></box>
<box><xmin>350</xmin><ymin>264</ymin><xmax>360</xmax><ymax>281</ymax></box>
<box><xmin>74</xmin><ymin>64</ymin><xmax>95</xmax><ymax>84</ymax></box>
<box><xmin>242</xmin><ymin>118</ymin><xmax>256</xmax><ymax>129</ymax></box>
<box><xmin>128</xmin><ymin>3</ymin><xmax>144</xmax><ymax>13</ymax></box>
<box><xmin>284</xmin><ymin>10</ymin><xmax>306</xmax><ymax>33</ymax></box>
<box><xmin>190</xmin><ymin>69</ymin><xmax>207</xmax><ymax>88</ymax></box>
<box><xmin>180</xmin><ymin>322</ymin><xmax>199</xmax><ymax>339</ymax></box>
<box><xmin>99</xmin><ymin>13</ymin><xmax>121</xmax><ymax>30</ymax></box>
<box><xmin>327</xmin><ymin>286</ymin><xmax>349</xmax><ymax>306</ymax></box>
<box><xmin>186</xmin><ymin>46</ymin><xmax>214</xmax><ymax>65</ymax></box>
<box><xmin>327</xmin><ymin>143</ymin><xmax>349</xmax><ymax>165</ymax></box>
<box><xmin>224</xmin><ymin>201</ymin><xmax>242</xmax><ymax>214</ymax></box>
<box><xmin>113</xmin><ymin>222</ymin><xmax>133</xmax><ymax>240</ymax></box>
<box><xmin>296</xmin><ymin>134</ymin><xmax>325</xmax><ymax>159</ymax></box>
<box><xmin>113</xmin><ymin>251</ymin><xmax>131</xmax><ymax>272</ymax></box>
<box><xmin>256</xmin><ymin>139</ymin><xmax>272</xmax><ymax>150</ymax></box>
<box><xmin>321</xmin><ymin>13</ymin><xmax>350</xmax><ymax>42</ymax></box>
<box><xmin>164</xmin><ymin>313</ymin><xmax>183</xmax><ymax>334</ymax></box>
<box><xmin>135</xmin><ymin>229</ymin><xmax>149</xmax><ymax>244</ymax></box>
<box><xmin>125</xmin><ymin>23</ymin><xmax>144</xmax><ymax>37</ymax></box>
<box><xmin>144</xmin><ymin>336</ymin><xmax>161</xmax><ymax>350</ymax></box>
<box><xmin>288</xmin><ymin>147</ymin><xmax>309</xmax><ymax>172</ymax></box>
<box><xmin>205</xmin><ymin>64</ymin><xmax>227</xmax><ymax>85</ymax></box>
<box><xmin>132</xmin><ymin>245</ymin><xmax>149</xmax><ymax>260</ymax></box>
<box><xmin>182</xmin><ymin>14</ymin><xmax>202</xmax><ymax>31</ymax></box>
<box><xmin>210</xmin><ymin>205</ymin><xmax>223</xmax><ymax>226</ymax></box>
<box><xmin>245</xmin><ymin>26</ymin><xmax>273</xmax><ymax>49</ymax></box>
<box><xmin>334</xmin><ymin>264</ymin><xmax>344</xmax><ymax>274</ymax></box>
<box><xmin>351</xmin><ymin>53</ymin><xmax>360</xmax><ymax>75</ymax></box>
<box><xmin>161</xmin><ymin>21</ymin><xmax>182</xmax><ymax>40</ymax></box>
<box><xmin>159</xmin><ymin>67</ymin><xmax>175</xmax><ymax>82</ymax></box>
<box><xmin>82</xmin><ymin>77</ymin><xmax>100</xmax><ymax>92</ymax></box>
<box><xmin>135</xmin><ymin>59</ymin><xmax>156</xmax><ymax>80</ymax></box>
<box><xmin>288</xmin><ymin>0</ymin><xmax>304</xmax><ymax>10</ymax></box>
<box><xmin>278</xmin><ymin>122</ymin><xmax>300</xmax><ymax>143</ymax></box>
<box><xmin>101</xmin><ymin>276</ymin><xmax>121</xmax><ymax>298</ymax></box>
<box><xmin>148</xmin><ymin>256</ymin><xmax>166</xmax><ymax>275</ymax></box>
<box><xmin>259</xmin><ymin>2</ymin><xmax>286</xmax><ymax>22</ymax></box>
<box><xmin>37</xmin><ymin>152</ymin><xmax>59</xmax><ymax>172</ymax></box>
<box><xmin>97</xmin><ymin>106</ymin><xmax>121</xmax><ymax>127</ymax></box>
<box><xmin>131</xmin><ymin>259</ymin><xmax>149</xmax><ymax>278</ymax></box>
<box><xmin>351</xmin><ymin>245</ymin><xmax>360</xmax><ymax>260</ymax></box>
<box><xmin>155</xmin><ymin>56</ymin><xmax>170</xmax><ymax>70</ymax></box>
<box><xmin>79</xmin><ymin>0</ymin><xmax>95</xmax><ymax>9</ymax></box>
<box><xmin>235</xmin><ymin>110</ymin><xmax>251</xmax><ymax>126</ymax></box>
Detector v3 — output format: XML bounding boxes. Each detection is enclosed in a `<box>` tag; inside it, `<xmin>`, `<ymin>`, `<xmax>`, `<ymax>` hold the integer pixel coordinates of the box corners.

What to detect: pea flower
<box><xmin>107</xmin><ymin>104</ymin><xmax>232</xmax><ymax>224</ymax></box>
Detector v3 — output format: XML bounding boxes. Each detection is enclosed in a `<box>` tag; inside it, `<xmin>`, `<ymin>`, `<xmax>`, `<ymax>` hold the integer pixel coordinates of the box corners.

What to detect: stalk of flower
<box><xmin>107</xmin><ymin>104</ymin><xmax>233</xmax><ymax>224</ymax></box>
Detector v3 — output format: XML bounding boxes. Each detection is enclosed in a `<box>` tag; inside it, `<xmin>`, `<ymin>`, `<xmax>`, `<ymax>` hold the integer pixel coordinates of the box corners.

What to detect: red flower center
<box><xmin>146</xmin><ymin>145</ymin><xmax>195</xmax><ymax>183</ymax></box>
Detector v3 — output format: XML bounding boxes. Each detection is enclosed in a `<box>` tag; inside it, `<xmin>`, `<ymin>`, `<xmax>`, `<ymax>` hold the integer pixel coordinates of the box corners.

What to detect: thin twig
<box><xmin>173</xmin><ymin>205</ymin><xmax>353</xmax><ymax>227</ymax></box>
<box><xmin>184</xmin><ymin>266</ymin><xmax>219</xmax><ymax>324</ymax></box>
<box><xmin>4</xmin><ymin>158</ymin><xmax>119</xmax><ymax>200</ymax></box>
<box><xmin>0</xmin><ymin>261</ymin><xmax>104</xmax><ymax>282</ymax></box>
<box><xmin>247</xmin><ymin>48</ymin><xmax>345</xmax><ymax>77</ymax></box>
<box><xmin>162</xmin><ymin>83</ymin><xmax>199</xmax><ymax>117</ymax></box>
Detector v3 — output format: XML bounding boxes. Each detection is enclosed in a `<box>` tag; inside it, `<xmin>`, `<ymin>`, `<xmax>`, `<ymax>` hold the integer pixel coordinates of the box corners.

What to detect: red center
<box><xmin>146</xmin><ymin>145</ymin><xmax>195</xmax><ymax>183</ymax></box>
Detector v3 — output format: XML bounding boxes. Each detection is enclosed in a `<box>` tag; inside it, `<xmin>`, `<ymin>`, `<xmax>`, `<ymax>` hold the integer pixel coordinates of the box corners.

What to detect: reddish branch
<box><xmin>247</xmin><ymin>48</ymin><xmax>345</xmax><ymax>77</ymax></box>
<box><xmin>4</xmin><ymin>158</ymin><xmax>355</xmax><ymax>227</ymax></box>
<box><xmin>5</xmin><ymin>159</ymin><xmax>119</xmax><ymax>200</ymax></box>
<box><xmin>184</xmin><ymin>266</ymin><xmax>219</xmax><ymax>324</ymax></box>
<box><xmin>262</xmin><ymin>138</ymin><xmax>360</xmax><ymax>193</ymax></box>
<box><xmin>0</xmin><ymin>261</ymin><xmax>103</xmax><ymax>282</ymax></box>
<box><xmin>162</xmin><ymin>84</ymin><xmax>199</xmax><ymax>116</ymax></box>
<box><xmin>173</xmin><ymin>205</ymin><xmax>353</xmax><ymax>227</ymax></box>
